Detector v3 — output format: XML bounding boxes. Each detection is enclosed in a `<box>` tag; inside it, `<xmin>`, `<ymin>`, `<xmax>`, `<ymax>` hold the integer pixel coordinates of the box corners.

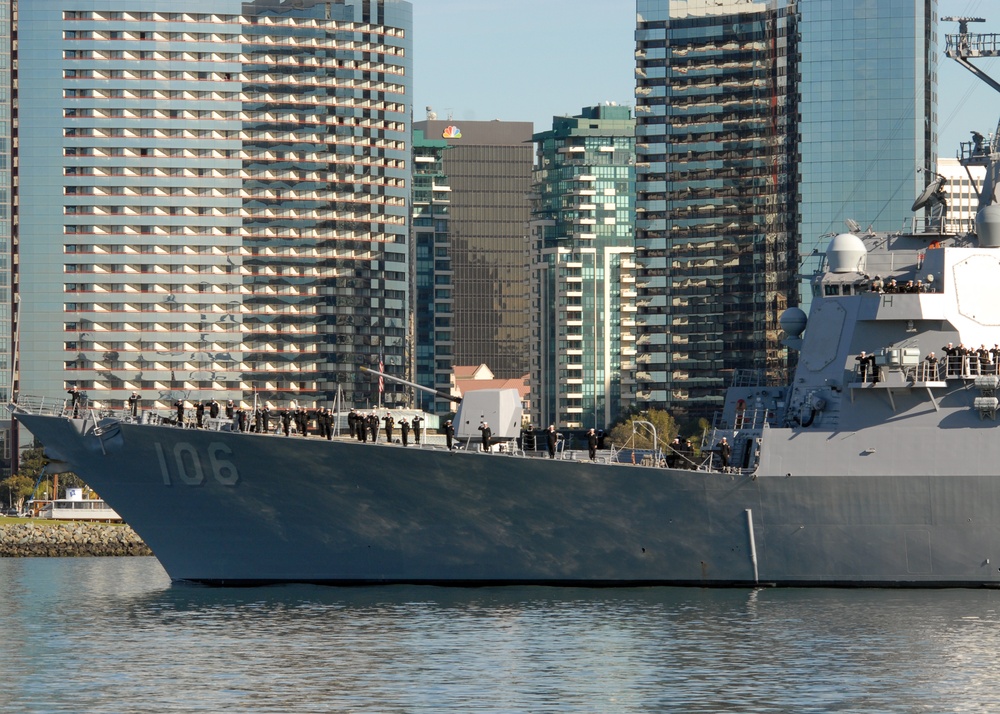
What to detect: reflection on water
<box><xmin>2</xmin><ymin>557</ymin><xmax>1000</xmax><ymax>712</ymax></box>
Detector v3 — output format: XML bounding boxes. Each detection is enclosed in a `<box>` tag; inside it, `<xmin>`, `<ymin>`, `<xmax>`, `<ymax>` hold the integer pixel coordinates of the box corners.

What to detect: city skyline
<box><xmin>412</xmin><ymin>0</ymin><xmax>1000</xmax><ymax>161</ymax></box>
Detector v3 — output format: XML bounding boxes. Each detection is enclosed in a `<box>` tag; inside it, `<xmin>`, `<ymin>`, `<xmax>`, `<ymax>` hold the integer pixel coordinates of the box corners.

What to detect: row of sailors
<box><xmin>170</xmin><ymin>399</ymin><xmax>338</xmax><ymax>437</ymax></box>
<box><xmin>70</xmin><ymin>389</ymin><xmax>345</xmax><ymax>437</ymax></box>
<box><xmin>937</xmin><ymin>343</ymin><xmax>1000</xmax><ymax>377</ymax></box>
<box><xmin>855</xmin><ymin>343</ymin><xmax>1000</xmax><ymax>383</ymax></box>
<box><xmin>349</xmin><ymin>410</ymin><xmax>424</xmax><ymax>446</ymax></box>
<box><xmin>869</xmin><ymin>276</ymin><xmax>932</xmax><ymax>294</ymax></box>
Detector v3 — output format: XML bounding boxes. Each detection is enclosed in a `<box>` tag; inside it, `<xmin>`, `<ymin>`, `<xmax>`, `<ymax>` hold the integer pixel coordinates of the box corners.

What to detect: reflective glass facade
<box><xmin>411</xmin><ymin>129</ymin><xmax>453</xmax><ymax>414</ymax></box>
<box><xmin>0</xmin><ymin>0</ymin><xmax>10</xmax><ymax>474</ymax></box>
<box><xmin>17</xmin><ymin>0</ymin><xmax>412</xmax><ymax>410</ymax></box>
<box><xmin>635</xmin><ymin>0</ymin><xmax>798</xmax><ymax>418</ymax></box>
<box><xmin>530</xmin><ymin>105</ymin><xmax>636</xmax><ymax>429</ymax></box>
<box><xmin>412</xmin><ymin>120</ymin><xmax>533</xmax><ymax>380</ymax></box>
<box><xmin>798</xmin><ymin>0</ymin><xmax>936</xmax><ymax>271</ymax></box>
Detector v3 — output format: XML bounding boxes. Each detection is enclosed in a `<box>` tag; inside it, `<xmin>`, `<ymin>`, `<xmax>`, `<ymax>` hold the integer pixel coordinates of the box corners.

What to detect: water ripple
<box><xmin>3</xmin><ymin>559</ymin><xmax>1000</xmax><ymax>712</ymax></box>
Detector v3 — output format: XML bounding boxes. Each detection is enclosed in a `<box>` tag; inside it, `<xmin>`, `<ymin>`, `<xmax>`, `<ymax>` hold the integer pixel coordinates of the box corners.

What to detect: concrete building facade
<box><xmin>16</xmin><ymin>0</ymin><xmax>412</xmax><ymax>412</ymax></box>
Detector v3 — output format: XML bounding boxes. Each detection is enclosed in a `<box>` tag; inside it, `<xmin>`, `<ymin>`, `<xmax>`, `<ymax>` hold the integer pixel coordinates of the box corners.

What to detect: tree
<box><xmin>9</xmin><ymin>445</ymin><xmax>83</xmax><ymax>502</ymax></box>
<box><xmin>0</xmin><ymin>473</ymin><xmax>34</xmax><ymax>511</ymax></box>
<box><xmin>16</xmin><ymin>445</ymin><xmax>49</xmax><ymax>483</ymax></box>
<box><xmin>607</xmin><ymin>408</ymin><xmax>678</xmax><ymax>450</ymax></box>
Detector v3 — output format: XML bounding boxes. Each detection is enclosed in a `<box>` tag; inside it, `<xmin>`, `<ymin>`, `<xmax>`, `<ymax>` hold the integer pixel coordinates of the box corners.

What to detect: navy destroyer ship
<box><xmin>12</xmin><ymin>28</ymin><xmax>1000</xmax><ymax>587</ymax></box>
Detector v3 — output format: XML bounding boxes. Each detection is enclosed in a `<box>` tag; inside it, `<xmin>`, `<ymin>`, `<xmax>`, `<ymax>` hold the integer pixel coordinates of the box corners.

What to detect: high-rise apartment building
<box><xmin>634</xmin><ymin>0</ymin><xmax>798</xmax><ymax>418</ymax></box>
<box><xmin>411</xmin><ymin>118</ymin><xmax>533</xmax><ymax>380</ymax></box>
<box><xmin>411</xmin><ymin>128</ymin><xmax>454</xmax><ymax>414</ymax></box>
<box><xmin>530</xmin><ymin>105</ymin><xmax>636</xmax><ymax>430</ymax></box>
<box><xmin>16</xmin><ymin>0</ymin><xmax>412</xmax><ymax>412</ymax></box>
<box><xmin>634</xmin><ymin>0</ymin><xmax>935</xmax><ymax>420</ymax></box>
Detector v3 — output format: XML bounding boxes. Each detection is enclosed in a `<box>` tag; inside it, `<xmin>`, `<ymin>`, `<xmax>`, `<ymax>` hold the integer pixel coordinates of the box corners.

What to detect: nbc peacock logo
<box><xmin>442</xmin><ymin>125</ymin><xmax>462</xmax><ymax>139</ymax></box>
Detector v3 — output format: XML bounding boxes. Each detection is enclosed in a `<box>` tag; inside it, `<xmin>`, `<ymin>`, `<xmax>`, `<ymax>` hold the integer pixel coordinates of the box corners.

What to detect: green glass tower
<box><xmin>411</xmin><ymin>129</ymin><xmax>454</xmax><ymax>414</ymax></box>
<box><xmin>530</xmin><ymin>105</ymin><xmax>636</xmax><ymax>430</ymax></box>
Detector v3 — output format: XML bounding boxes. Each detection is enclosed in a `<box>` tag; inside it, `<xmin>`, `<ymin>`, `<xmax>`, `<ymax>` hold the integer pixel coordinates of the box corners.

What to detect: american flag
<box><xmin>378</xmin><ymin>354</ymin><xmax>384</xmax><ymax>393</ymax></box>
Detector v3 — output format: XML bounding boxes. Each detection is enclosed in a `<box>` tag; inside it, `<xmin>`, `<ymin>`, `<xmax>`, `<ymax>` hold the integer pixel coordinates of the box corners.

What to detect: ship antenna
<box><xmin>943</xmin><ymin>17</ymin><xmax>1000</xmax><ymax>95</ymax></box>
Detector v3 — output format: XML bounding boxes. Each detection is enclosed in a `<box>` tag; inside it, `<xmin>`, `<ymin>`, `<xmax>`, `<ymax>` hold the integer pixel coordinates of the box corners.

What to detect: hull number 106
<box><xmin>154</xmin><ymin>441</ymin><xmax>240</xmax><ymax>487</ymax></box>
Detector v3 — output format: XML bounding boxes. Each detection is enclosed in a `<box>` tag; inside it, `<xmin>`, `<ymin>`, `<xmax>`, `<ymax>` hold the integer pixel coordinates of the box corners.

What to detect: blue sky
<box><xmin>412</xmin><ymin>0</ymin><xmax>1000</xmax><ymax>156</ymax></box>
<box><xmin>412</xmin><ymin>0</ymin><xmax>636</xmax><ymax>128</ymax></box>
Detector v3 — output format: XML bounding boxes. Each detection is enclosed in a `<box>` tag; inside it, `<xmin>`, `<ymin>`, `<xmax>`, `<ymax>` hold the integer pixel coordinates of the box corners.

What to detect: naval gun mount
<box><xmin>359</xmin><ymin>366</ymin><xmax>524</xmax><ymax>440</ymax></box>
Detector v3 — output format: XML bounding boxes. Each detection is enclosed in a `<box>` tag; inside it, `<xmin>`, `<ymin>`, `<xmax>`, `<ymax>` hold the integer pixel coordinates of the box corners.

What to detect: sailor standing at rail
<box><xmin>412</xmin><ymin>415</ymin><xmax>422</xmax><ymax>444</ymax></box>
<box><xmin>855</xmin><ymin>351</ymin><xmax>871</xmax><ymax>382</ymax></box>
<box><xmin>546</xmin><ymin>425</ymin><xmax>558</xmax><ymax>459</ymax></box>
<box><xmin>444</xmin><ymin>420</ymin><xmax>454</xmax><ymax>450</ymax></box>
<box><xmin>196</xmin><ymin>400</ymin><xmax>205</xmax><ymax>428</ymax></box>
<box><xmin>400</xmin><ymin>417</ymin><xmax>410</xmax><ymax>446</ymax></box>
<box><xmin>175</xmin><ymin>399</ymin><xmax>185</xmax><ymax>427</ymax></box>
<box><xmin>67</xmin><ymin>385</ymin><xmax>81</xmax><ymax>417</ymax></box>
<box><xmin>209</xmin><ymin>398</ymin><xmax>220</xmax><ymax>420</ymax></box>
<box><xmin>587</xmin><ymin>428</ymin><xmax>598</xmax><ymax>462</ymax></box>
<box><xmin>942</xmin><ymin>342</ymin><xmax>959</xmax><ymax>377</ymax></box>
<box><xmin>127</xmin><ymin>391</ymin><xmax>141</xmax><ymax>418</ymax></box>
<box><xmin>383</xmin><ymin>412</ymin><xmax>395</xmax><ymax>443</ymax></box>
<box><xmin>718</xmin><ymin>437</ymin><xmax>731</xmax><ymax>472</ymax></box>
<box><xmin>523</xmin><ymin>424</ymin><xmax>535</xmax><ymax>452</ymax></box>
<box><xmin>923</xmin><ymin>352</ymin><xmax>938</xmax><ymax>381</ymax></box>
<box><xmin>479</xmin><ymin>421</ymin><xmax>492</xmax><ymax>452</ymax></box>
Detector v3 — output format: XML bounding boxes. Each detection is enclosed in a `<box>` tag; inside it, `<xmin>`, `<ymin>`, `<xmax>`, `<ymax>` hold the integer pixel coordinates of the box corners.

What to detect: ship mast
<box><xmin>944</xmin><ymin>17</ymin><xmax>999</xmax><ymax>96</ymax></box>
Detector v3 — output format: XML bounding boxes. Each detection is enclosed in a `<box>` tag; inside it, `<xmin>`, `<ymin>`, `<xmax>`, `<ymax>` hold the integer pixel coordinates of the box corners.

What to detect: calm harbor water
<box><xmin>3</xmin><ymin>558</ymin><xmax>1000</xmax><ymax>712</ymax></box>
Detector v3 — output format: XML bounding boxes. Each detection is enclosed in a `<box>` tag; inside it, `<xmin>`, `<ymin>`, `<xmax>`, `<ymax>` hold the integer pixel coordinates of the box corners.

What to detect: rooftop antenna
<box><xmin>845</xmin><ymin>218</ymin><xmax>861</xmax><ymax>233</ymax></box>
<box><xmin>425</xmin><ymin>105</ymin><xmax>437</xmax><ymax>121</ymax></box>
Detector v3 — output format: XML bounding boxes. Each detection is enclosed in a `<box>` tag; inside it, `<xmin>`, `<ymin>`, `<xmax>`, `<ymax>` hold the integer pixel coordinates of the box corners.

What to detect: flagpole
<box><xmin>378</xmin><ymin>352</ymin><xmax>384</xmax><ymax>410</ymax></box>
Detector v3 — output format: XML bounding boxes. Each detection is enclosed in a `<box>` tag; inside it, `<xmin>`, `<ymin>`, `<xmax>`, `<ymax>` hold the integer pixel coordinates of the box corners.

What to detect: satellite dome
<box><xmin>826</xmin><ymin>232</ymin><xmax>867</xmax><ymax>273</ymax></box>
<box><xmin>779</xmin><ymin>307</ymin><xmax>808</xmax><ymax>338</ymax></box>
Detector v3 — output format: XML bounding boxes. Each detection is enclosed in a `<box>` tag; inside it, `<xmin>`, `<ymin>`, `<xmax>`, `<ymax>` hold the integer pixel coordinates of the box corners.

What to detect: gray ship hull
<box><xmin>16</xmin><ymin>412</ymin><xmax>1000</xmax><ymax>587</ymax></box>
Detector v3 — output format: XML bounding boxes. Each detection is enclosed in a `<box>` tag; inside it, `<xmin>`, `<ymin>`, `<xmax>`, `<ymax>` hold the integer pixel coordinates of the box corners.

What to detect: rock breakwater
<box><xmin>0</xmin><ymin>521</ymin><xmax>152</xmax><ymax>557</ymax></box>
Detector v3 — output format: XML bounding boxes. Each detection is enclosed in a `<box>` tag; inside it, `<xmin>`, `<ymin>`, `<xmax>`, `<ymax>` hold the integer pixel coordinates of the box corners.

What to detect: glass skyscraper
<box><xmin>411</xmin><ymin>128</ymin><xmax>454</xmax><ymax>414</ymax></box>
<box><xmin>634</xmin><ymin>0</ymin><xmax>798</xmax><ymax>419</ymax></box>
<box><xmin>798</xmin><ymin>0</ymin><xmax>936</xmax><ymax>267</ymax></box>
<box><xmin>634</xmin><ymin>0</ymin><xmax>935</xmax><ymax>420</ymax></box>
<box><xmin>530</xmin><ymin>105</ymin><xmax>636</xmax><ymax>429</ymax></box>
<box><xmin>411</xmin><ymin>119</ymin><xmax>534</xmax><ymax>380</ymax></box>
<box><xmin>0</xmin><ymin>0</ymin><xmax>11</xmax><ymax>474</ymax></box>
<box><xmin>16</xmin><ymin>0</ymin><xmax>412</xmax><ymax>412</ymax></box>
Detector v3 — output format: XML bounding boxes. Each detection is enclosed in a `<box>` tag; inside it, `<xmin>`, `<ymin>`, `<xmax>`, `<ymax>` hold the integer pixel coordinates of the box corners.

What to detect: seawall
<box><xmin>0</xmin><ymin>521</ymin><xmax>152</xmax><ymax>557</ymax></box>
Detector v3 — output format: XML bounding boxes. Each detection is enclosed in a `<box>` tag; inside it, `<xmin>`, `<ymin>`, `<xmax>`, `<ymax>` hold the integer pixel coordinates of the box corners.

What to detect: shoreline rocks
<box><xmin>0</xmin><ymin>521</ymin><xmax>152</xmax><ymax>557</ymax></box>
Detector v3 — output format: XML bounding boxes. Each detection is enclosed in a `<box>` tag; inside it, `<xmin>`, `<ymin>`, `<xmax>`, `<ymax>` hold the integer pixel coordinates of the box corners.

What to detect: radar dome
<box><xmin>779</xmin><ymin>307</ymin><xmax>808</xmax><ymax>338</ymax></box>
<box><xmin>826</xmin><ymin>233</ymin><xmax>867</xmax><ymax>273</ymax></box>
